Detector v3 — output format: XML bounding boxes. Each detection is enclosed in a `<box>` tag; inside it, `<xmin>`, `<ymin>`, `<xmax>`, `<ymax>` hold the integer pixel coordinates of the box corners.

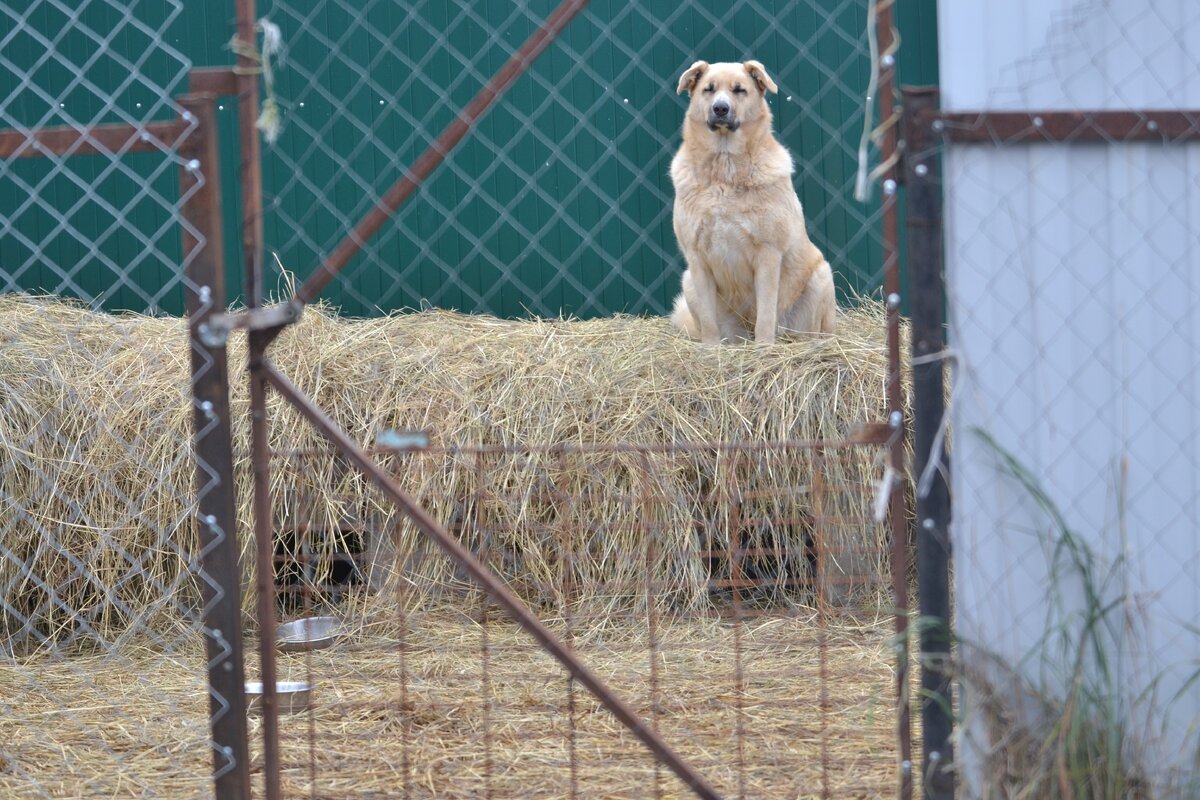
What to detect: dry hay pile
<box><xmin>0</xmin><ymin>293</ymin><xmax>902</xmax><ymax>645</ymax></box>
<box><xmin>0</xmin><ymin>609</ymin><xmax>900</xmax><ymax>798</ymax></box>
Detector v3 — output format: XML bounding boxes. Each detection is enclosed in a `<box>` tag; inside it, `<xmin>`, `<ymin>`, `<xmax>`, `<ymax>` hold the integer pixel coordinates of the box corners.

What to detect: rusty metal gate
<box><xmin>0</xmin><ymin>0</ymin><xmax>916</xmax><ymax>797</ymax></box>
<box><xmin>208</xmin><ymin>1</ymin><xmax>914</xmax><ymax>796</ymax></box>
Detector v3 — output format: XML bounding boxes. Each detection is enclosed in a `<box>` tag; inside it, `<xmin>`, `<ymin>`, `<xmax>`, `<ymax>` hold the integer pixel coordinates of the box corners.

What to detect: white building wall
<box><xmin>937</xmin><ymin>1</ymin><xmax>1200</xmax><ymax>794</ymax></box>
<box><xmin>940</xmin><ymin>2</ymin><xmax>1200</xmax><ymax>110</ymax></box>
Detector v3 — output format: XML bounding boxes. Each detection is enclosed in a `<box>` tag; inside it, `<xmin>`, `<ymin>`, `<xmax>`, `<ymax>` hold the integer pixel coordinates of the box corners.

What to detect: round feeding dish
<box><xmin>245</xmin><ymin>680</ymin><xmax>311</xmax><ymax>715</ymax></box>
<box><xmin>275</xmin><ymin>615</ymin><xmax>343</xmax><ymax>653</ymax></box>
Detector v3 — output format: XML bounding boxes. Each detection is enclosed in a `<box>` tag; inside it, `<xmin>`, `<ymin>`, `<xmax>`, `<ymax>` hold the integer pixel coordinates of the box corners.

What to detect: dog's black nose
<box><xmin>712</xmin><ymin>100</ymin><xmax>730</xmax><ymax>118</ymax></box>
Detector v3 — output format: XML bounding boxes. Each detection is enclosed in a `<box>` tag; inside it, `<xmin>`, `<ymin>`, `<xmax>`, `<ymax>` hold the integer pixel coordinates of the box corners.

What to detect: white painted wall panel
<box><xmin>946</xmin><ymin>140</ymin><xmax>1200</xmax><ymax>793</ymax></box>
<box><xmin>936</xmin><ymin>4</ymin><xmax>1200</xmax><ymax>793</ymax></box>
<box><xmin>939</xmin><ymin>1</ymin><xmax>1200</xmax><ymax>110</ymax></box>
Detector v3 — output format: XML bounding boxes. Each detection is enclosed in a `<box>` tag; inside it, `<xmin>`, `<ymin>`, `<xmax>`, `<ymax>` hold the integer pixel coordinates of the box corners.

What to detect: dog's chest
<box><xmin>678</xmin><ymin>185</ymin><xmax>766</xmax><ymax>265</ymax></box>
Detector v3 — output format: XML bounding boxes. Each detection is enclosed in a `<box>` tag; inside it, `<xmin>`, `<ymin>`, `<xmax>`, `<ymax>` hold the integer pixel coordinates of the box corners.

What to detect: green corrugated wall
<box><xmin>1</xmin><ymin>1</ymin><xmax>937</xmax><ymax>317</ymax></box>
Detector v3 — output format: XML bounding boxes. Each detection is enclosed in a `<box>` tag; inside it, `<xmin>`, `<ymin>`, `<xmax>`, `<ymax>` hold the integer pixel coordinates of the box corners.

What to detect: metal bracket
<box><xmin>188</xmin><ymin>67</ymin><xmax>239</xmax><ymax>97</ymax></box>
<box><xmin>375</xmin><ymin>429</ymin><xmax>431</xmax><ymax>452</ymax></box>
<box><xmin>197</xmin><ymin>301</ymin><xmax>304</xmax><ymax>347</ymax></box>
<box><xmin>846</xmin><ymin>421</ymin><xmax>893</xmax><ymax>445</ymax></box>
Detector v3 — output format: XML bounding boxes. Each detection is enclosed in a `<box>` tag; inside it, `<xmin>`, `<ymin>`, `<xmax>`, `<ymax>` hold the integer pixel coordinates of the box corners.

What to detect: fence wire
<box><xmin>928</xmin><ymin>3</ymin><xmax>1200</xmax><ymax>797</ymax></box>
<box><xmin>1</xmin><ymin>1</ymin><xmax>911</xmax><ymax>797</ymax></box>
<box><xmin>0</xmin><ymin>2</ymin><xmax>247</xmax><ymax>796</ymax></box>
<box><xmin>257</xmin><ymin>441</ymin><xmax>896</xmax><ymax>798</ymax></box>
<box><xmin>250</xmin><ymin>0</ymin><xmax>893</xmax><ymax>318</ymax></box>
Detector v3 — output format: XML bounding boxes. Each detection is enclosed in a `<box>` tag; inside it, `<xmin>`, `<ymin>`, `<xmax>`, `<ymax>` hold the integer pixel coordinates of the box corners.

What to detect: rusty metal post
<box><xmin>902</xmin><ymin>85</ymin><xmax>955</xmax><ymax>800</ymax></box>
<box><xmin>936</xmin><ymin>109</ymin><xmax>1200</xmax><ymax>142</ymax></box>
<box><xmin>235</xmin><ymin>0</ymin><xmax>264</xmax><ymax>305</ymax></box>
<box><xmin>179</xmin><ymin>92</ymin><xmax>252</xmax><ymax>800</ymax></box>
<box><xmin>811</xmin><ymin>446</ymin><xmax>832</xmax><ymax>800</ymax></box>
<box><xmin>248</xmin><ymin>335</ymin><xmax>281</xmax><ymax>800</ymax></box>
<box><xmin>875</xmin><ymin>1</ymin><xmax>914</xmax><ymax>797</ymax></box>
<box><xmin>234</xmin><ymin>2</ymin><xmax>283</xmax><ymax>795</ymax></box>
<box><xmin>0</xmin><ymin>120</ymin><xmax>190</xmax><ymax>158</ymax></box>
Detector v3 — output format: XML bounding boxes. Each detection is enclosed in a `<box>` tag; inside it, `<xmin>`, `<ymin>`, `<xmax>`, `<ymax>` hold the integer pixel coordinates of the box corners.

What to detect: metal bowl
<box><xmin>275</xmin><ymin>615</ymin><xmax>343</xmax><ymax>653</ymax></box>
<box><xmin>245</xmin><ymin>680</ymin><xmax>311</xmax><ymax>715</ymax></box>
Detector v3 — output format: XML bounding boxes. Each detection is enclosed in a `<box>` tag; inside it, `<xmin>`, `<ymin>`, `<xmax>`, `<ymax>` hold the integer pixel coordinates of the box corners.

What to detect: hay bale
<box><xmin>0</xmin><ymin>293</ymin><xmax>904</xmax><ymax>645</ymax></box>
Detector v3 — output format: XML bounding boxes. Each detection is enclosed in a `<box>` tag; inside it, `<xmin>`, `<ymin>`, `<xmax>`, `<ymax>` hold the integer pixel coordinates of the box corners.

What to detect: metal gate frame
<box><xmin>222</xmin><ymin>1</ymin><xmax>725</xmax><ymax>797</ymax></box>
<box><xmin>209</xmin><ymin>0</ymin><xmax>916</xmax><ymax>798</ymax></box>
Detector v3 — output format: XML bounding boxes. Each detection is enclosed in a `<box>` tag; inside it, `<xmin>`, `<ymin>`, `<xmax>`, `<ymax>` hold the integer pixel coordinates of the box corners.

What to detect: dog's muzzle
<box><xmin>707</xmin><ymin>114</ymin><xmax>740</xmax><ymax>131</ymax></box>
<box><xmin>707</xmin><ymin>99</ymin><xmax>739</xmax><ymax>131</ymax></box>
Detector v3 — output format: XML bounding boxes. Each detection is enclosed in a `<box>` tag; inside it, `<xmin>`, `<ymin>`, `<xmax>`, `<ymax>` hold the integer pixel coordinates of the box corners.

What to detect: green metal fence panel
<box><xmin>1</xmin><ymin>1</ymin><xmax>197</xmax><ymax>313</ymax></box>
<box><xmin>3</xmin><ymin>1</ymin><xmax>938</xmax><ymax>318</ymax></box>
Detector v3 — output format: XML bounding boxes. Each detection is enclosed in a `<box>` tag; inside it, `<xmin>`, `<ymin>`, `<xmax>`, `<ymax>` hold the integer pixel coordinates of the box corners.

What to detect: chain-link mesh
<box><xmin>1</xmin><ymin>0</ymin><xmax>915</xmax><ymax>796</ymax></box>
<box><xmin>253</xmin><ymin>0</ymin><xmax>893</xmax><ymax>318</ymax></box>
<box><xmin>0</xmin><ymin>2</ymin><xmax>247</xmax><ymax>795</ymax></box>
<box><xmin>930</xmin><ymin>3</ymin><xmax>1200</xmax><ymax>796</ymax></box>
<box><xmin>0</xmin><ymin>1</ymin><xmax>198</xmax><ymax>311</ymax></box>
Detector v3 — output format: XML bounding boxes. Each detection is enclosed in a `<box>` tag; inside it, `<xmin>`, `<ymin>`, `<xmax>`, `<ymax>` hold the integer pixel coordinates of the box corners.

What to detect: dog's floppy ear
<box><xmin>676</xmin><ymin>60</ymin><xmax>709</xmax><ymax>95</ymax></box>
<box><xmin>743</xmin><ymin>60</ymin><xmax>778</xmax><ymax>94</ymax></box>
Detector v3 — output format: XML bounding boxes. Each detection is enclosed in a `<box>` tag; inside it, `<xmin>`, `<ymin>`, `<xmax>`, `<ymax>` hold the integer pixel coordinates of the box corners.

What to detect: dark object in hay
<box><xmin>699</xmin><ymin>501</ymin><xmax>820</xmax><ymax>609</ymax></box>
<box><xmin>273</xmin><ymin>525</ymin><xmax>366</xmax><ymax>612</ymax></box>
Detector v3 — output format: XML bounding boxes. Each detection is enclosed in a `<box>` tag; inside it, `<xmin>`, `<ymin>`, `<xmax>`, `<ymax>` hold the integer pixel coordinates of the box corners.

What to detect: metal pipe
<box><xmin>375</xmin><ymin>437</ymin><xmax>866</xmax><ymax>457</ymax></box>
<box><xmin>258</xmin><ymin>360</ymin><xmax>724</xmax><ymax>800</ymax></box>
<box><xmin>189</xmin><ymin>67</ymin><xmax>239</xmax><ymax>97</ymax></box>
<box><xmin>235</xmin><ymin>0</ymin><xmax>265</xmax><ymax>307</ymax></box>
<box><xmin>234</xmin><ymin>5</ymin><xmax>279</xmax><ymax>793</ymax></box>
<box><xmin>936</xmin><ymin>109</ymin><xmax>1200</xmax><ymax>143</ymax></box>
<box><xmin>812</xmin><ymin>446</ymin><xmax>832</xmax><ymax>800</ymax></box>
<box><xmin>0</xmin><ymin>120</ymin><xmax>189</xmax><ymax>159</ymax></box>
<box><xmin>248</xmin><ymin>337</ymin><xmax>281</xmax><ymax>800</ymax></box>
<box><xmin>902</xmin><ymin>85</ymin><xmax>954</xmax><ymax>800</ymax></box>
<box><xmin>874</xmin><ymin>2</ymin><xmax>913</xmax><ymax>797</ymax></box>
<box><xmin>179</xmin><ymin>92</ymin><xmax>252</xmax><ymax>800</ymax></box>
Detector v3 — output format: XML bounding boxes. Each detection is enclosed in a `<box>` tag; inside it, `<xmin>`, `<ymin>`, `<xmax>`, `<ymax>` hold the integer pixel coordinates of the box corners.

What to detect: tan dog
<box><xmin>669</xmin><ymin>60</ymin><xmax>836</xmax><ymax>344</ymax></box>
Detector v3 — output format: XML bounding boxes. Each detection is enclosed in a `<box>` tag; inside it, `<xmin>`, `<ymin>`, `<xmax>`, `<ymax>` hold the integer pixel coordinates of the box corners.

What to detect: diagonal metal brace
<box><xmin>255</xmin><ymin>0</ymin><xmax>591</xmax><ymax>353</ymax></box>
<box><xmin>258</xmin><ymin>359</ymin><xmax>725</xmax><ymax>800</ymax></box>
<box><xmin>198</xmin><ymin>301</ymin><xmax>303</xmax><ymax>347</ymax></box>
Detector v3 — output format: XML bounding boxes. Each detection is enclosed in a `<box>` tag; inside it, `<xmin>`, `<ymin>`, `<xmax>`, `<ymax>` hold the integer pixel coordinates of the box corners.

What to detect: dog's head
<box><xmin>676</xmin><ymin>60</ymin><xmax>778</xmax><ymax>134</ymax></box>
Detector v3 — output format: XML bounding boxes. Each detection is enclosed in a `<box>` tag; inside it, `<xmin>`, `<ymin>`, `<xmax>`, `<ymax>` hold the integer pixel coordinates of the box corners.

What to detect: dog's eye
<box><xmin>733</xmin><ymin>85</ymin><xmax>747</xmax><ymax>94</ymax></box>
<box><xmin>702</xmin><ymin>84</ymin><xmax>715</xmax><ymax>93</ymax></box>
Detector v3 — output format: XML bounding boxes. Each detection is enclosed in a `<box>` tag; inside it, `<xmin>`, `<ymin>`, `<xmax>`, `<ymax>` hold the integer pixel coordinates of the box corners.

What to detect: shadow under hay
<box><xmin>0</xmin><ymin>294</ymin><xmax>908</xmax><ymax>646</ymax></box>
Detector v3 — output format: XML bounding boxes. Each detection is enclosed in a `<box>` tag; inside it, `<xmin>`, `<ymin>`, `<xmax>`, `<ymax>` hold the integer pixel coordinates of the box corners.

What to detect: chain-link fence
<box><xmin>1</xmin><ymin>0</ymin><xmax>925</xmax><ymax>797</ymax></box>
<box><xmin>909</xmin><ymin>3</ymin><xmax>1200</xmax><ymax>797</ymax></box>
<box><xmin>0</xmin><ymin>2</ymin><xmax>253</xmax><ymax>796</ymax></box>
<box><xmin>0</xmin><ymin>2</ymin><xmax>193</xmax><ymax>310</ymax></box>
<box><xmin>251</xmin><ymin>0</ymin><xmax>900</xmax><ymax>318</ymax></box>
<box><xmin>6</xmin><ymin>1</ymin><xmax>937</xmax><ymax>318</ymax></box>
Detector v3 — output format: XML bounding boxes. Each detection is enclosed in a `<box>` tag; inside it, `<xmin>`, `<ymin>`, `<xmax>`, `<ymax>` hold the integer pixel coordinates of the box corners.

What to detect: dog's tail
<box><xmin>669</xmin><ymin>293</ymin><xmax>700</xmax><ymax>339</ymax></box>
